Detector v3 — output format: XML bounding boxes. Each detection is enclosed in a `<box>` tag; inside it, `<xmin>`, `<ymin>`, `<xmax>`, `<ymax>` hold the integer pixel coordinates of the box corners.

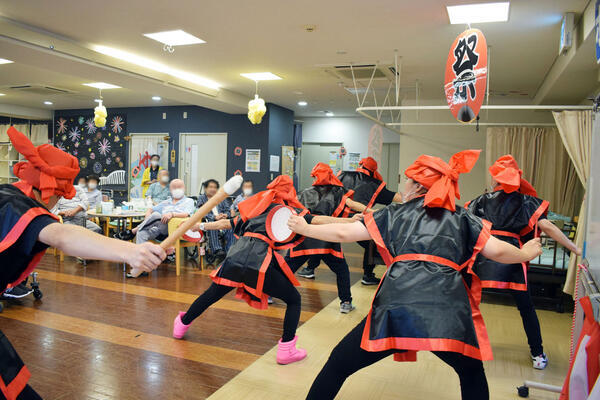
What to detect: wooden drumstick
<box><xmin>129</xmin><ymin>175</ymin><xmax>243</xmax><ymax>277</ymax></box>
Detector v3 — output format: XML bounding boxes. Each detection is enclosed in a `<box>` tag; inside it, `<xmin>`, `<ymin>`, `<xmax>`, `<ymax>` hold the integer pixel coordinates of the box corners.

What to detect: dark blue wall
<box><xmin>54</xmin><ymin>103</ymin><xmax>293</xmax><ymax>191</ymax></box>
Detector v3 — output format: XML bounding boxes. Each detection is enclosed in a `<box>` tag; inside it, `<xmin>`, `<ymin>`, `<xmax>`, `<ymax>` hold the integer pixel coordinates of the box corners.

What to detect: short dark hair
<box><xmin>203</xmin><ymin>179</ymin><xmax>220</xmax><ymax>189</ymax></box>
<box><xmin>86</xmin><ymin>174</ymin><xmax>100</xmax><ymax>183</ymax></box>
<box><xmin>76</xmin><ymin>176</ymin><xmax>87</xmax><ymax>183</ymax></box>
<box><xmin>150</xmin><ymin>154</ymin><xmax>160</xmax><ymax>160</ymax></box>
<box><xmin>243</xmin><ymin>179</ymin><xmax>253</xmax><ymax>186</ymax></box>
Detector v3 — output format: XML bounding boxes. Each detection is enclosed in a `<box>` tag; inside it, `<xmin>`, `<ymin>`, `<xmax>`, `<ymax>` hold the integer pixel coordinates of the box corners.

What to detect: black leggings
<box><xmin>358</xmin><ymin>240</ymin><xmax>376</xmax><ymax>276</ymax></box>
<box><xmin>181</xmin><ymin>268</ymin><xmax>301</xmax><ymax>342</ymax></box>
<box><xmin>287</xmin><ymin>254</ymin><xmax>352</xmax><ymax>303</ymax></box>
<box><xmin>511</xmin><ymin>288</ymin><xmax>543</xmax><ymax>356</ymax></box>
<box><xmin>306</xmin><ymin>318</ymin><xmax>489</xmax><ymax>400</ymax></box>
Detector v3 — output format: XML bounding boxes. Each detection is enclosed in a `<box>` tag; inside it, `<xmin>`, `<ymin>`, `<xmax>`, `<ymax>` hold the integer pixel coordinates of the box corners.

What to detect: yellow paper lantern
<box><xmin>94</xmin><ymin>101</ymin><xmax>108</xmax><ymax>128</ymax></box>
<box><xmin>248</xmin><ymin>94</ymin><xmax>266</xmax><ymax>125</ymax></box>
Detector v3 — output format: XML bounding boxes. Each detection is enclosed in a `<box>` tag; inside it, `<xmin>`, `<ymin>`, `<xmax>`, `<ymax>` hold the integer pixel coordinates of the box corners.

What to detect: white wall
<box><xmin>303</xmin><ymin>105</ymin><xmax>556</xmax><ymax>206</ymax></box>
<box><xmin>301</xmin><ymin>117</ymin><xmax>400</xmax><ymax>171</ymax></box>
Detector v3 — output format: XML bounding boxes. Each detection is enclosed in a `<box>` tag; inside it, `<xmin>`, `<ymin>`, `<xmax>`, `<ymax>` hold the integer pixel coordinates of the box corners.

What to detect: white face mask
<box><xmin>171</xmin><ymin>188</ymin><xmax>184</xmax><ymax>199</ymax></box>
<box><xmin>88</xmin><ymin>183</ymin><xmax>97</xmax><ymax>190</ymax></box>
<box><xmin>242</xmin><ymin>188</ymin><xmax>253</xmax><ymax>196</ymax></box>
<box><xmin>78</xmin><ymin>183</ymin><xmax>86</xmax><ymax>189</ymax></box>
<box><xmin>151</xmin><ymin>160</ymin><xmax>159</xmax><ymax>167</ymax></box>
<box><xmin>160</xmin><ymin>175</ymin><xmax>169</xmax><ymax>183</ymax></box>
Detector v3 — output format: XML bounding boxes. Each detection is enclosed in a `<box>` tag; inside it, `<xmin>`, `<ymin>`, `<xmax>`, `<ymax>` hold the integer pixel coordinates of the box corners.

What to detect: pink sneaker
<box><xmin>173</xmin><ymin>311</ymin><xmax>191</xmax><ymax>339</ymax></box>
<box><xmin>276</xmin><ymin>336</ymin><xmax>307</xmax><ymax>365</ymax></box>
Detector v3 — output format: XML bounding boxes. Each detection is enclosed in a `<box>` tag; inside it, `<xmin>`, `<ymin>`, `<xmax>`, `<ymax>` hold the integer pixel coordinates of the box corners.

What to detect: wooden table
<box><xmin>87</xmin><ymin>210</ymin><xmax>146</xmax><ymax>237</ymax></box>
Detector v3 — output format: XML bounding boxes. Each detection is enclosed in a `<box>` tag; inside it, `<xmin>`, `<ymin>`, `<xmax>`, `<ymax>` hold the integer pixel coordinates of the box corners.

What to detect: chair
<box><xmin>167</xmin><ymin>217</ymin><xmax>205</xmax><ymax>276</ymax></box>
<box><xmin>50</xmin><ymin>216</ymin><xmax>65</xmax><ymax>262</ymax></box>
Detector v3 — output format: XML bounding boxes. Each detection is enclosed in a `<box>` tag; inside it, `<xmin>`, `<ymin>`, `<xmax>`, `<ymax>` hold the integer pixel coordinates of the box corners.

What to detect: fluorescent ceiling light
<box><xmin>298</xmin><ymin>101</ymin><xmax>308</xmax><ymax>106</ymax></box>
<box><xmin>152</xmin><ymin>96</ymin><xmax>161</xmax><ymax>101</ymax></box>
<box><xmin>0</xmin><ymin>58</ymin><xmax>13</xmax><ymax>64</ymax></box>
<box><xmin>240</xmin><ymin>72</ymin><xmax>282</xmax><ymax>81</ymax></box>
<box><xmin>44</xmin><ymin>101</ymin><xmax>53</xmax><ymax>105</ymax></box>
<box><xmin>94</xmin><ymin>98</ymin><xmax>102</xmax><ymax>102</ymax></box>
<box><xmin>446</xmin><ymin>2</ymin><xmax>510</xmax><ymax>24</ymax></box>
<box><xmin>83</xmin><ymin>82</ymin><xmax>121</xmax><ymax>89</ymax></box>
<box><xmin>325</xmin><ymin>111</ymin><xmax>334</xmax><ymax>117</ymax></box>
<box><xmin>92</xmin><ymin>45</ymin><xmax>220</xmax><ymax>90</ymax></box>
<box><xmin>0</xmin><ymin>93</ymin><xmax>5</xmax><ymax>96</ymax></box>
<box><xmin>143</xmin><ymin>30</ymin><xmax>205</xmax><ymax>46</ymax></box>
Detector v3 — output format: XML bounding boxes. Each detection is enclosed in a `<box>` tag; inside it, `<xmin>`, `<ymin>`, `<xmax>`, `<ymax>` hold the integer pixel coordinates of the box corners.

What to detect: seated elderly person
<box><xmin>146</xmin><ymin>170</ymin><xmax>171</xmax><ymax>204</ymax></box>
<box><xmin>117</xmin><ymin>179</ymin><xmax>194</xmax><ymax>246</ymax></box>
<box><xmin>84</xmin><ymin>174</ymin><xmax>103</xmax><ymax>210</ymax></box>
<box><xmin>53</xmin><ymin>180</ymin><xmax>102</xmax><ymax>234</ymax></box>
<box><xmin>231</xmin><ymin>179</ymin><xmax>253</xmax><ymax>216</ymax></box>
<box><xmin>198</xmin><ymin>179</ymin><xmax>234</xmax><ymax>264</ymax></box>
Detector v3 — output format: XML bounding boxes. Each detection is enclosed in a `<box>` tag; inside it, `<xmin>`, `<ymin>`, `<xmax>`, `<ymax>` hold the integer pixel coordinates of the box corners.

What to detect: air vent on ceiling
<box><xmin>7</xmin><ymin>84</ymin><xmax>75</xmax><ymax>96</ymax></box>
<box><xmin>325</xmin><ymin>64</ymin><xmax>396</xmax><ymax>81</ymax></box>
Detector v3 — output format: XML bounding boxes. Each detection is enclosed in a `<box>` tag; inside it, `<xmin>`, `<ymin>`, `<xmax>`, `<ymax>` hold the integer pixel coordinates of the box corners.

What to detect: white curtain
<box><xmin>0</xmin><ymin>124</ymin><xmax>30</xmax><ymax>142</ymax></box>
<box><xmin>553</xmin><ymin>111</ymin><xmax>593</xmax><ymax>296</ymax></box>
<box><xmin>30</xmin><ymin>124</ymin><xmax>48</xmax><ymax>145</ymax></box>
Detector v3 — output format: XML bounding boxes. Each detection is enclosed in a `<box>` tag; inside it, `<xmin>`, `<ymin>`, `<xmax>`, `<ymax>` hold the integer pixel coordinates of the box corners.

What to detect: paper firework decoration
<box><xmin>248</xmin><ymin>94</ymin><xmax>266</xmax><ymax>124</ymax></box>
<box><xmin>94</xmin><ymin>100</ymin><xmax>108</xmax><ymax>127</ymax></box>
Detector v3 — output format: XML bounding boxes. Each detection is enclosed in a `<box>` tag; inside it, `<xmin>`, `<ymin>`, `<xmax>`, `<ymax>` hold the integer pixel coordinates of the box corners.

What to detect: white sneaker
<box><xmin>340</xmin><ymin>302</ymin><xmax>356</xmax><ymax>314</ymax></box>
<box><xmin>532</xmin><ymin>353</ymin><xmax>548</xmax><ymax>370</ymax></box>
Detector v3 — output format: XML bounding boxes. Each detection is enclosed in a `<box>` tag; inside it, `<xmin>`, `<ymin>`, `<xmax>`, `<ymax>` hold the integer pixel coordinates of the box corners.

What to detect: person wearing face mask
<box><xmin>146</xmin><ymin>170</ymin><xmax>171</xmax><ymax>204</ymax></box>
<box><xmin>53</xmin><ymin>177</ymin><xmax>102</xmax><ymax>234</ymax></box>
<box><xmin>287</xmin><ymin>150</ymin><xmax>543</xmax><ymax>400</ymax></box>
<box><xmin>0</xmin><ymin>127</ymin><xmax>167</xmax><ymax>399</ymax></box>
<box><xmin>85</xmin><ymin>174</ymin><xmax>102</xmax><ymax>210</ymax></box>
<box><xmin>231</xmin><ymin>179</ymin><xmax>254</xmax><ymax>215</ymax></box>
<box><xmin>116</xmin><ymin>179</ymin><xmax>194</xmax><ymax>276</ymax></box>
<box><xmin>141</xmin><ymin>154</ymin><xmax>163</xmax><ymax>197</ymax></box>
<box><xmin>197</xmin><ymin>179</ymin><xmax>235</xmax><ymax>265</ymax></box>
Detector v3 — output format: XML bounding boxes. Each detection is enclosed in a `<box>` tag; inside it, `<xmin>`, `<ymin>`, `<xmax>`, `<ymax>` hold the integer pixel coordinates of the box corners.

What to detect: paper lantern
<box><xmin>94</xmin><ymin>100</ymin><xmax>108</xmax><ymax>128</ymax></box>
<box><xmin>248</xmin><ymin>94</ymin><xmax>266</xmax><ymax>125</ymax></box>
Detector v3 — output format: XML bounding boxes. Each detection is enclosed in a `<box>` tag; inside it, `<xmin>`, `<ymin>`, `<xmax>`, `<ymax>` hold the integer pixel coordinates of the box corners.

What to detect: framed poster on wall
<box><xmin>246</xmin><ymin>149</ymin><xmax>261</xmax><ymax>172</ymax></box>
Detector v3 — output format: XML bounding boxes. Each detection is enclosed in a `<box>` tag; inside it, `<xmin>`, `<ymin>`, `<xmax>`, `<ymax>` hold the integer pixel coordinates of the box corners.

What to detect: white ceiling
<box><xmin>0</xmin><ymin>0</ymin><xmax>596</xmax><ymax>118</ymax></box>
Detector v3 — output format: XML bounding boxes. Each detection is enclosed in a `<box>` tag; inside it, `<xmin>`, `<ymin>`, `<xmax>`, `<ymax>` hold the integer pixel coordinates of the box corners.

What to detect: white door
<box><xmin>381</xmin><ymin>143</ymin><xmax>400</xmax><ymax>192</ymax></box>
<box><xmin>179</xmin><ymin>133</ymin><xmax>228</xmax><ymax>196</ymax></box>
<box><xmin>128</xmin><ymin>133</ymin><xmax>169</xmax><ymax>198</ymax></box>
<box><xmin>299</xmin><ymin>142</ymin><xmax>343</xmax><ymax>190</ymax></box>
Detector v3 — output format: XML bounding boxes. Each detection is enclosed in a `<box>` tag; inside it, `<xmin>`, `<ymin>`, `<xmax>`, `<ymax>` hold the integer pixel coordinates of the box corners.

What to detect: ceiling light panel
<box><xmin>240</xmin><ymin>72</ymin><xmax>282</xmax><ymax>81</ymax></box>
<box><xmin>0</xmin><ymin>58</ymin><xmax>14</xmax><ymax>64</ymax></box>
<box><xmin>447</xmin><ymin>2</ymin><xmax>510</xmax><ymax>24</ymax></box>
<box><xmin>83</xmin><ymin>82</ymin><xmax>121</xmax><ymax>89</ymax></box>
<box><xmin>143</xmin><ymin>30</ymin><xmax>205</xmax><ymax>46</ymax></box>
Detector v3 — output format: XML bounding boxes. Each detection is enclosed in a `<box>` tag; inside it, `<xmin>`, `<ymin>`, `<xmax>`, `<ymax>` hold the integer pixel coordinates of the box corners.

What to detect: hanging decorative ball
<box><xmin>248</xmin><ymin>94</ymin><xmax>266</xmax><ymax>125</ymax></box>
<box><xmin>94</xmin><ymin>100</ymin><xmax>108</xmax><ymax>128</ymax></box>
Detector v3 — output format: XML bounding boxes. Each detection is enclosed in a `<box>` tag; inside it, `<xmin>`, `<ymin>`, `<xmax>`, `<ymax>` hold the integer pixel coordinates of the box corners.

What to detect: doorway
<box><xmin>380</xmin><ymin>143</ymin><xmax>400</xmax><ymax>192</ymax></box>
<box><xmin>299</xmin><ymin>142</ymin><xmax>342</xmax><ymax>190</ymax></box>
<box><xmin>128</xmin><ymin>133</ymin><xmax>169</xmax><ymax>198</ymax></box>
<box><xmin>179</xmin><ymin>133</ymin><xmax>228</xmax><ymax>196</ymax></box>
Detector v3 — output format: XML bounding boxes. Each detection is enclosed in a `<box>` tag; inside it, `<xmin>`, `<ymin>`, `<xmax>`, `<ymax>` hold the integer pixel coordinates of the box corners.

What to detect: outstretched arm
<box><xmin>538</xmin><ymin>219</ymin><xmax>581</xmax><ymax>255</ymax></box>
<box><xmin>310</xmin><ymin>215</ymin><xmax>359</xmax><ymax>225</ymax></box>
<box><xmin>194</xmin><ymin>219</ymin><xmax>232</xmax><ymax>231</ymax></box>
<box><xmin>481</xmin><ymin>236</ymin><xmax>542</xmax><ymax>264</ymax></box>
<box><xmin>345</xmin><ymin>198</ymin><xmax>374</xmax><ymax>213</ymax></box>
<box><xmin>38</xmin><ymin>223</ymin><xmax>166</xmax><ymax>272</ymax></box>
<box><xmin>288</xmin><ymin>215</ymin><xmax>371</xmax><ymax>242</ymax></box>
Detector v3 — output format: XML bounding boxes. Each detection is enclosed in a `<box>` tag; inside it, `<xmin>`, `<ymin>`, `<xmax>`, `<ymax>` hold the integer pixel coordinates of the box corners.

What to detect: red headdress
<box><xmin>237</xmin><ymin>175</ymin><xmax>305</xmax><ymax>221</ymax></box>
<box><xmin>7</xmin><ymin>126</ymin><xmax>79</xmax><ymax>202</ymax></box>
<box><xmin>489</xmin><ymin>155</ymin><xmax>537</xmax><ymax>197</ymax></box>
<box><xmin>311</xmin><ymin>162</ymin><xmax>343</xmax><ymax>186</ymax></box>
<box><xmin>357</xmin><ymin>157</ymin><xmax>384</xmax><ymax>181</ymax></box>
<box><xmin>405</xmin><ymin>150</ymin><xmax>481</xmax><ymax>212</ymax></box>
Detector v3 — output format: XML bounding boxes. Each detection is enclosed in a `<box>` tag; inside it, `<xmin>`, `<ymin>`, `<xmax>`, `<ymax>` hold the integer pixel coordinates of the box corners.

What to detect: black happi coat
<box><xmin>210</xmin><ymin>203</ymin><xmax>306</xmax><ymax>310</ymax></box>
<box><xmin>290</xmin><ymin>185</ymin><xmax>353</xmax><ymax>259</ymax></box>
<box><xmin>362</xmin><ymin>196</ymin><xmax>493</xmax><ymax>361</ymax></box>
<box><xmin>338</xmin><ymin>171</ymin><xmax>386</xmax><ymax>209</ymax></box>
<box><xmin>467</xmin><ymin>190</ymin><xmax>549</xmax><ymax>291</ymax></box>
<box><xmin>0</xmin><ymin>184</ymin><xmax>59</xmax><ymax>399</ymax></box>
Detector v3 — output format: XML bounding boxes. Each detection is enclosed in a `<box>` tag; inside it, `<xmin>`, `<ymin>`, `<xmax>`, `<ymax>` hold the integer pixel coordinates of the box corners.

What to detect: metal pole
<box><xmin>357</xmin><ymin>105</ymin><xmax>593</xmax><ymax>111</ymax></box>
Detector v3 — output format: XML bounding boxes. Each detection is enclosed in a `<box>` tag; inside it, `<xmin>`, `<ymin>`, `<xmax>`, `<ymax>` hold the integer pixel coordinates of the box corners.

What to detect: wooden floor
<box><xmin>0</xmin><ymin>247</ymin><xmax>571</xmax><ymax>399</ymax></box>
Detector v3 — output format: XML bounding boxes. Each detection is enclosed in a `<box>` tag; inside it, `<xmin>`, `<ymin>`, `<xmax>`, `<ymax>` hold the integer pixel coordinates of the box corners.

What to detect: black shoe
<box><xmin>361</xmin><ymin>274</ymin><xmax>380</xmax><ymax>286</ymax></box>
<box><xmin>297</xmin><ymin>267</ymin><xmax>315</xmax><ymax>279</ymax></box>
<box><xmin>215</xmin><ymin>250</ymin><xmax>226</xmax><ymax>259</ymax></box>
<box><xmin>2</xmin><ymin>283</ymin><xmax>34</xmax><ymax>299</ymax></box>
<box><xmin>114</xmin><ymin>229</ymin><xmax>135</xmax><ymax>241</ymax></box>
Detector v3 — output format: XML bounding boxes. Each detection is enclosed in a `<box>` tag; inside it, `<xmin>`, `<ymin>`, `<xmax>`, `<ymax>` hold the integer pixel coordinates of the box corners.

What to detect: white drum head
<box><xmin>267</xmin><ymin>206</ymin><xmax>296</xmax><ymax>243</ymax></box>
<box><xmin>182</xmin><ymin>229</ymin><xmax>203</xmax><ymax>242</ymax></box>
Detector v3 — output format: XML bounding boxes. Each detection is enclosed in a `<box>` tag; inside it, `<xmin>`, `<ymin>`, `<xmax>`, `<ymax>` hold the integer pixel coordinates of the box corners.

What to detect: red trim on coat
<box><xmin>520</xmin><ymin>200</ymin><xmax>549</xmax><ymax>237</ymax></box>
<box><xmin>8</xmin><ymin>251</ymin><xmax>45</xmax><ymax>289</ymax></box>
<box><xmin>0</xmin><ymin>365</ymin><xmax>31</xmax><ymax>400</ymax></box>
<box><xmin>482</xmin><ymin>229</ymin><xmax>528</xmax><ymax>292</ymax></box>
<box><xmin>332</xmin><ymin>190</ymin><xmax>354</xmax><ymax>218</ymax></box>
<box><xmin>391</xmin><ymin>253</ymin><xmax>461</xmax><ymax>271</ymax></box>
<box><xmin>394</xmin><ymin>352</ymin><xmax>417</xmax><ymax>362</ymax></box>
<box><xmin>289</xmin><ymin>247</ymin><xmax>344</xmax><ymax>259</ymax></box>
<box><xmin>366</xmin><ymin>182</ymin><xmax>386</xmax><ymax>209</ymax></box>
<box><xmin>0</xmin><ymin>207</ymin><xmax>58</xmax><ymax>252</ymax></box>
<box><xmin>254</xmin><ymin>248</ymin><xmax>273</xmax><ymax>296</ymax></box>
<box><xmin>359</xmin><ymin>218</ymin><xmax>493</xmax><ymax>361</ymax></box>
<box><xmin>272</xmin><ymin>251</ymin><xmax>300</xmax><ymax>287</ymax></box>
<box><xmin>363</xmin><ymin>212</ymin><xmax>393</xmax><ymax>266</ymax></box>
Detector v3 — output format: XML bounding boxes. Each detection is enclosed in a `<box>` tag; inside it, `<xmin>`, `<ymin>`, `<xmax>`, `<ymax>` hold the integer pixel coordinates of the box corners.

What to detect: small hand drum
<box><xmin>266</xmin><ymin>205</ymin><xmax>297</xmax><ymax>243</ymax></box>
<box><xmin>182</xmin><ymin>229</ymin><xmax>204</xmax><ymax>242</ymax></box>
